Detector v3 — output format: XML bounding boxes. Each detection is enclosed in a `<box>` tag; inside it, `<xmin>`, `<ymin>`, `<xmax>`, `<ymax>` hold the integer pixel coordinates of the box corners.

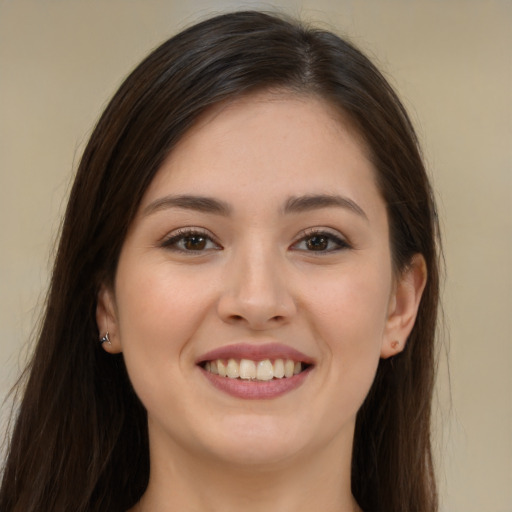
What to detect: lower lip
<box><xmin>200</xmin><ymin>366</ymin><xmax>312</xmax><ymax>399</ymax></box>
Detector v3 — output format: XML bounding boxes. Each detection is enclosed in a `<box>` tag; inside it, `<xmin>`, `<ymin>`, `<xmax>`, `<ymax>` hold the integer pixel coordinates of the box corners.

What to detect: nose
<box><xmin>216</xmin><ymin>247</ymin><xmax>297</xmax><ymax>330</ymax></box>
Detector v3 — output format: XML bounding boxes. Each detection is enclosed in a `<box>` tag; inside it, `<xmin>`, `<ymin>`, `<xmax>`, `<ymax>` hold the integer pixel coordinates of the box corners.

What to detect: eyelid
<box><xmin>160</xmin><ymin>227</ymin><xmax>222</xmax><ymax>252</ymax></box>
<box><xmin>159</xmin><ymin>226</ymin><xmax>350</xmax><ymax>253</ymax></box>
<box><xmin>290</xmin><ymin>227</ymin><xmax>352</xmax><ymax>252</ymax></box>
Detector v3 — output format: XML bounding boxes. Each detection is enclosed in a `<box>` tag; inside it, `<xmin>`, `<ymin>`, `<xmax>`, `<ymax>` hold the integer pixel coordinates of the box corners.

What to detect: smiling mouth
<box><xmin>201</xmin><ymin>358</ymin><xmax>311</xmax><ymax>381</ymax></box>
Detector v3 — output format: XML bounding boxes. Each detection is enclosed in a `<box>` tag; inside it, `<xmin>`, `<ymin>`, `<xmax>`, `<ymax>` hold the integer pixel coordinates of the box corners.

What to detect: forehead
<box><xmin>140</xmin><ymin>92</ymin><xmax>384</xmax><ymax>220</ymax></box>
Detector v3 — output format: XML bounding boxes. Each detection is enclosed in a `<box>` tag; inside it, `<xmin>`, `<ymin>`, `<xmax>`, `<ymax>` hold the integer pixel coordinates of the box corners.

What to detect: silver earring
<box><xmin>99</xmin><ymin>332</ymin><xmax>111</xmax><ymax>346</ymax></box>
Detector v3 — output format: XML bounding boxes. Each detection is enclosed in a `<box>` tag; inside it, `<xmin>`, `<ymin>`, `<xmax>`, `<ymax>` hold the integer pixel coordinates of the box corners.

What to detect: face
<box><xmin>98</xmin><ymin>92</ymin><xmax>424</xmax><ymax>468</ymax></box>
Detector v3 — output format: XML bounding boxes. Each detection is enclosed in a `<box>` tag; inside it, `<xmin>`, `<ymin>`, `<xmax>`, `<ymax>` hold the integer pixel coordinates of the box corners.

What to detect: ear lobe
<box><xmin>381</xmin><ymin>254</ymin><xmax>427</xmax><ymax>359</ymax></box>
<box><xmin>96</xmin><ymin>285</ymin><xmax>122</xmax><ymax>354</ymax></box>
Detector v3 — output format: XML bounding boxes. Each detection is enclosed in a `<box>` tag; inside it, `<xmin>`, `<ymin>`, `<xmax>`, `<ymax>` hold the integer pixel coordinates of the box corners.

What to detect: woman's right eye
<box><xmin>161</xmin><ymin>230</ymin><xmax>222</xmax><ymax>252</ymax></box>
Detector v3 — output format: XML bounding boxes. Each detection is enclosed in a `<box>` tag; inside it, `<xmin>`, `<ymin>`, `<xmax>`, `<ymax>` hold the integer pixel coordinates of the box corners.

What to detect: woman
<box><xmin>0</xmin><ymin>11</ymin><xmax>440</xmax><ymax>512</ymax></box>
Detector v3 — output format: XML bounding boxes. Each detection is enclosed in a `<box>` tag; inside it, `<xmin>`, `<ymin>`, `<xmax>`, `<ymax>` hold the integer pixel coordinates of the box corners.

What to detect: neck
<box><xmin>133</xmin><ymin>423</ymin><xmax>361</xmax><ymax>512</ymax></box>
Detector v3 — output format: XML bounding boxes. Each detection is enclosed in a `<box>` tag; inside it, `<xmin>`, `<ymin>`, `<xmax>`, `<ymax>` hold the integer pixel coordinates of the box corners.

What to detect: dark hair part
<box><xmin>1</xmin><ymin>11</ymin><xmax>440</xmax><ymax>512</ymax></box>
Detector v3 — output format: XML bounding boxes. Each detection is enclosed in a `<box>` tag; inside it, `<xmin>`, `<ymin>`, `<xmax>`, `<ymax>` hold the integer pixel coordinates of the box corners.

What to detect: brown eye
<box><xmin>183</xmin><ymin>235</ymin><xmax>207</xmax><ymax>251</ymax></box>
<box><xmin>161</xmin><ymin>230</ymin><xmax>221</xmax><ymax>252</ymax></box>
<box><xmin>305</xmin><ymin>235</ymin><xmax>329</xmax><ymax>251</ymax></box>
<box><xmin>291</xmin><ymin>230</ymin><xmax>350</xmax><ymax>253</ymax></box>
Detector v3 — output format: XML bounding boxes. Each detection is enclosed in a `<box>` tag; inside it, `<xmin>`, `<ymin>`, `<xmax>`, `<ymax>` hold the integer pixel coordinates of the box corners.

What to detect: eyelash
<box><xmin>290</xmin><ymin>229</ymin><xmax>351</xmax><ymax>253</ymax></box>
<box><xmin>160</xmin><ymin>228</ymin><xmax>222</xmax><ymax>253</ymax></box>
<box><xmin>160</xmin><ymin>228</ymin><xmax>351</xmax><ymax>254</ymax></box>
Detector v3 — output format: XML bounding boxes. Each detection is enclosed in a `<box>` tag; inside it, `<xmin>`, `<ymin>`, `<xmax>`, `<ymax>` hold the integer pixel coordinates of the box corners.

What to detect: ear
<box><xmin>381</xmin><ymin>254</ymin><xmax>427</xmax><ymax>359</ymax></box>
<box><xmin>96</xmin><ymin>284</ymin><xmax>122</xmax><ymax>354</ymax></box>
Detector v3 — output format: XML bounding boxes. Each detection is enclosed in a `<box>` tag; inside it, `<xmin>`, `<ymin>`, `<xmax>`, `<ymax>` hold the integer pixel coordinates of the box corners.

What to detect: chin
<box><xmin>195</xmin><ymin>414</ymin><xmax>325</xmax><ymax>468</ymax></box>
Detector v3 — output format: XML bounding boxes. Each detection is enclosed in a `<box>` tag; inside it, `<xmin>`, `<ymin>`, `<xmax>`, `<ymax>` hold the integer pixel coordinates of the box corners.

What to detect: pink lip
<box><xmin>196</xmin><ymin>343</ymin><xmax>315</xmax><ymax>365</ymax></box>
<box><xmin>200</xmin><ymin>365</ymin><xmax>312</xmax><ymax>400</ymax></box>
<box><xmin>196</xmin><ymin>343</ymin><xmax>314</xmax><ymax>400</ymax></box>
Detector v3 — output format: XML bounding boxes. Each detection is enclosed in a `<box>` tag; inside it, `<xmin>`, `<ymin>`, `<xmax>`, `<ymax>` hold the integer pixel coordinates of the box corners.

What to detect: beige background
<box><xmin>1</xmin><ymin>0</ymin><xmax>510</xmax><ymax>510</ymax></box>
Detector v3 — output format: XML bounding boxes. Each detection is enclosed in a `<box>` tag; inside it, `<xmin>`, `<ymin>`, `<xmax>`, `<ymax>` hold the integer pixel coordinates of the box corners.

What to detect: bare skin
<box><xmin>133</xmin><ymin>418</ymin><xmax>362</xmax><ymax>512</ymax></box>
<box><xmin>98</xmin><ymin>92</ymin><xmax>426</xmax><ymax>512</ymax></box>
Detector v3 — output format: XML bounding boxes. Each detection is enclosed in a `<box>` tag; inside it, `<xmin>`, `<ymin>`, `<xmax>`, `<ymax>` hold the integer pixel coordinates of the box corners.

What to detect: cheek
<box><xmin>112</xmin><ymin>257</ymin><xmax>216</xmax><ymax>401</ymax></box>
<box><xmin>301</xmin><ymin>260</ymin><xmax>391</xmax><ymax>394</ymax></box>
<box><xmin>305</xmin><ymin>259</ymin><xmax>391</xmax><ymax>340</ymax></box>
<box><xmin>115</xmin><ymin>258</ymin><xmax>214</xmax><ymax>347</ymax></box>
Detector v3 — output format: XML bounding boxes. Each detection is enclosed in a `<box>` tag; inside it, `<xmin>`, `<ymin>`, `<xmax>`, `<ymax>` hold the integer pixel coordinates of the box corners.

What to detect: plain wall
<box><xmin>1</xmin><ymin>1</ymin><xmax>510</xmax><ymax>510</ymax></box>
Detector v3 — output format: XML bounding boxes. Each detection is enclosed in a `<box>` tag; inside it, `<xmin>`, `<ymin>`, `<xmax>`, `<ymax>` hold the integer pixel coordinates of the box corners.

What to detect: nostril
<box><xmin>228</xmin><ymin>313</ymin><xmax>286</xmax><ymax>325</ymax></box>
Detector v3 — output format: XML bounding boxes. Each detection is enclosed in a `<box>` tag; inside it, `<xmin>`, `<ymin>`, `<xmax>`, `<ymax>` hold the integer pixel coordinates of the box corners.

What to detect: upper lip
<box><xmin>197</xmin><ymin>343</ymin><xmax>315</xmax><ymax>365</ymax></box>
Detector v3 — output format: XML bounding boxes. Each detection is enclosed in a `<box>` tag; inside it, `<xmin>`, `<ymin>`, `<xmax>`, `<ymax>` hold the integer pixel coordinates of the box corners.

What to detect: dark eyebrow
<box><xmin>283</xmin><ymin>194</ymin><xmax>368</xmax><ymax>220</ymax></box>
<box><xmin>143</xmin><ymin>195</ymin><xmax>232</xmax><ymax>217</ymax></box>
<box><xmin>143</xmin><ymin>193</ymin><xmax>367</xmax><ymax>220</ymax></box>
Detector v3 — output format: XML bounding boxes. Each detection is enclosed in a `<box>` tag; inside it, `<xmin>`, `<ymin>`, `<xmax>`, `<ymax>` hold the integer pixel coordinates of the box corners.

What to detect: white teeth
<box><xmin>256</xmin><ymin>360</ymin><xmax>274</xmax><ymax>381</ymax></box>
<box><xmin>284</xmin><ymin>359</ymin><xmax>295</xmax><ymax>378</ymax></box>
<box><xmin>239</xmin><ymin>359</ymin><xmax>256</xmax><ymax>380</ymax></box>
<box><xmin>217</xmin><ymin>360</ymin><xmax>227</xmax><ymax>377</ymax></box>
<box><xmin>204</xmin><ymin>358</ymin><xmax>306</xmax><ymax>380</ymax></box>
<box><xmin>226</xmin><ymin>358</ymin><xmax>239</xmax><ymax>379</ymax></box>
<box><xmin>273</xmin><ymin>358</ymin><xmax>285</xmax><ymax>379</ymax></box>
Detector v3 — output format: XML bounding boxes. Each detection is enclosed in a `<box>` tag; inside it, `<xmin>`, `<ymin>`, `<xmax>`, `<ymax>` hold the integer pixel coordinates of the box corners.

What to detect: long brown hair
<box><xmin>1</xmin><ymin>11</ymin><xmax>440</xmax><ymax>512</ymax></box>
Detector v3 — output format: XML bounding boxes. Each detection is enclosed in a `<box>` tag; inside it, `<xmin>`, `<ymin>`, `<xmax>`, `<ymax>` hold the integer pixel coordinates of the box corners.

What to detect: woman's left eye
<box><xmin>291</xmin><ymin>231</ymin><xmax>350</xmax><ymax>253</ymax></box>
<box><xmin>161</xmin><ymin>230</ymin><xmax>221</xmax><ymax>252</ymax></box>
